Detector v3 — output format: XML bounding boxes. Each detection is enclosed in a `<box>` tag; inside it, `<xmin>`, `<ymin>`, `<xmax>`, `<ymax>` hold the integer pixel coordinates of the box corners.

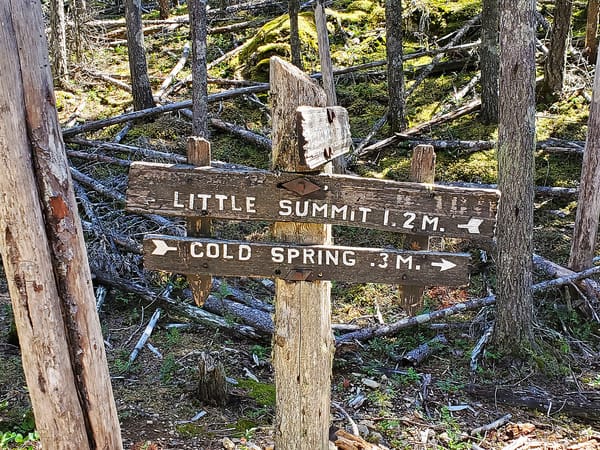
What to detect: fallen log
<box><xmin>92</xmin><ymin>269</ymin><xmax>265</xmax><ymax>341</ymax></box>
<box><xmin>467</xmin><ymin>385</ymin><xmax>600</xmax><ymax>423</ymax></box>
<box><xmin>203</xmin><ymin>296</ymin><xmax>273</xmax><ymax>334</ymax></box>
<box><xmin>209</xmin><ymin>117</ymin><xmax>271</xmax><ymax>149</ymax></box>
<box><xmin>62</xmin><ymin>84</ymin><xmax>269</xmax><ymax>138</ymax></box>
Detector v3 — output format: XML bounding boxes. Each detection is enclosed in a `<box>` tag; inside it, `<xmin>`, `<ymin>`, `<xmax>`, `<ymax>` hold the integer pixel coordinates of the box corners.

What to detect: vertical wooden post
<box><xmin>0</xmin><ymin>3</ymin><xmax>123</xmax><ymax>449</ymax></box>
<box><xmin>270</xmin><ymin>56</ymin><xmax>333</xmax><ymax>450</ymax></box>
<box><xmin>187</xmin><ymin>0</ymin><xmax>212</xmax><ymax>305</ymax></box>
<box><xmin>186</xmin><ymin>137</ymin><xmax>213</xmax><ymax>306</ymax></box>
<box><xmin>399</xmin><ymin>144</ymin><xmax>436</xmax><ymax>314</ymax></box>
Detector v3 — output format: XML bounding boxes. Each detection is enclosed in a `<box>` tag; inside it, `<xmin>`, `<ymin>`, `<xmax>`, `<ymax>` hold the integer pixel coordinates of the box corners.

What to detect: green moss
<box><xmin>237</xmin><ymin>379</ymin><xmax>276</xmax><ymax>407</ymax></box>
<box><xmin>236</xmin><ymin>12</ymin><xmax>319</xmax><ymax>80</ymax></box>
<box><xmin>443</xmin><ymin>150</ymin><xmax>498</xmax><ymax>183</ymax></box>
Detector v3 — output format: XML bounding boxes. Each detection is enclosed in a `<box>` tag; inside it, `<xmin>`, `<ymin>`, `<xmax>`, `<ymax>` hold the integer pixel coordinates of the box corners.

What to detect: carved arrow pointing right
<box><xmin>151</xmin><ymin>239</ymin><xmax>178</xmax><ymax>256</ymax></box>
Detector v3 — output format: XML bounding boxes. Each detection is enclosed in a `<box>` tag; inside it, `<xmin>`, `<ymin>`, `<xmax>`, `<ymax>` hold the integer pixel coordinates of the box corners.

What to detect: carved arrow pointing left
<box><xmin>431</xmin><ymin>259</ymin><xmax>457</xmax><ymax>272</ymax></box>
<box><xmin>151</xmin><ymin>239</ymin><xmax>178</xmax><ymax>256</ymax></box>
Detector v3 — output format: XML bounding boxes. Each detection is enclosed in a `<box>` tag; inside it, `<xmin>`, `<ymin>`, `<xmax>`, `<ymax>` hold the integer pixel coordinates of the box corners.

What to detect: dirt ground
<box><xmin>1</xmin><ymin>274</ymin><xmax>600</xmax><ymax>450</ymax></box>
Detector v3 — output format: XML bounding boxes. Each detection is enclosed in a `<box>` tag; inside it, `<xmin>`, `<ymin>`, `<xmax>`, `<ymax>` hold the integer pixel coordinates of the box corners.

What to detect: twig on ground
<box><xmin>129</xmin><ymin>308</ymin><xmax>161</xmax><ymax>364</ymax></box>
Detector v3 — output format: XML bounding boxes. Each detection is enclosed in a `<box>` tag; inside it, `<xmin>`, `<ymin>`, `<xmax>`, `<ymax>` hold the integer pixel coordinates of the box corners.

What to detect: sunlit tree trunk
<box><xmin>569</xmin><ymin>51</ymin><xmax>600</xmax><ymax>272</ymax></box>
<box><xmin>542</xmin><ymin>0</ymin><xmax>573</xmax><ymax>94</ymax></box>
<box><xmin>480</xmin><ymin>0</ymin><xmax>499</xmax><ymax>124</ymax></box>
<box><xmin>70</xmin><ymin>0</ymin><xmax>87</xmax><ymax>62</ymax></box>
<box><xmin>188</xmin><ymin>0</ymin><xmax>208</xmax><ymax>137</ymax></box>
<box><xmin>159</xmin><ymin>0</ymin><xmax>170</xmax><ymax>19</ymax></box>
<box><xmin>385</xmin><ymin>0</ymin><xmax>406</xmax><ymax>132</ymax></box>
<box><xmin>493</xmin><ymin>0</ymin><xmax>536</xmax><ymax>356</ymax></box>
<box><xmin>125</xmin><ymin>0</ymin><xmax>156</xmax><ymax>110</ymax></box>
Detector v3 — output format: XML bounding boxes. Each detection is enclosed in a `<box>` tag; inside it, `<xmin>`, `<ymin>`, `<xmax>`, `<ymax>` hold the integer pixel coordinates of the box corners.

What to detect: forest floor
<box><xmin>2</xmin><ymin>0</ymin><xmax>600</xmax><ymax>449</ymax></box>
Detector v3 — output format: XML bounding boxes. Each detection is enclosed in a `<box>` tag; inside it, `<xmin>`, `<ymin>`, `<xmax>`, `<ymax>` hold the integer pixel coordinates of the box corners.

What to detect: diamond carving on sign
<box><xmin>280</xmin><ymin>177</ymin><xmax>321</xmax><ymax>196</ymax></box>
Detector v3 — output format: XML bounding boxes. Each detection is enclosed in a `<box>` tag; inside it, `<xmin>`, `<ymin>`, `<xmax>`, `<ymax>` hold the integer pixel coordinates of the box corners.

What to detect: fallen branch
<box><xmin>92</xmin><ymin>269</ymin><xmax>264</xmax><ymax>341</ymax></box>
<box><xmin>336</xmin><ymin>264</ymin><xmax>600</xmax><ymax>346</ymax></box>
<box><xmin>129</xmin><ymin>308</ymin><xmax>161</xmax><ymax>364</ymax></box>
<box><xmin>155</xmin><ymin>41</ymin><xmax>191</xmax><ymax>101</ymax></box>
<box><xmin>470</xmin><ymin>325</ymin><xmax>494</xmax><ymax>373</ymax></box>
<box><xmin>62</xmin><ymin>84</ymin><xmax>269</xmax><ymax>138</ymax></box>
<box><xmin>358</xmin><ymin>99</ymin><xmax>481</xmax><ymax>156</ymax></box>
<box><xmin>209</xmin><ymin>117</ymin><xmax>271</xmax><ymax>149</ymax></box>
<box><xmin>470</xmin><ymin>413</ymin><xmax>512</xmax><ymax>436</ymax></box>
<box><xmin>203</xmin><ymin>296</ymin><xmax>274</xmax><ymax>334</ymax></box>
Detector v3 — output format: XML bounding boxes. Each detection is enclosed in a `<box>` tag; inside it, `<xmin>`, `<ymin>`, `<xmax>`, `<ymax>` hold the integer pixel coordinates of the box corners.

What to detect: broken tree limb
<box><xmin>470</xmin><ymin>414</ymin><xmax>512</xmax><ymax>436</ymax></box>
<box><xmin>62</xmin><ymin>84</ymin><xmax>269</xmax><ymax>138</ymax></box>
<box><xmin>470</xmin><ymin>325</ymin><xmax>494</xmax><ymax>372</ymax></box>
<box><xmin>66</xmin><ymin>137</ymin><xmax>187</xmax><ymax>162</ymax></box>
<box><xmin>155</xmin><ymin>41</ymin><xmax>191</xmax><ymax>101</ymax></box>
<box><xmin>209</xmin><ymin>117</ymin><xmax>272</xmax><ymax>149</ymax></box>
<box><xmin>405</xmin><ymin>14</ymin><xmax>480</xmax><ymax>99</ymax></box>
<box><xmin>358</xmin><ymin>99</ymin><xmax>481</xmax><ymax>156</ymax></box>
<box><xmin>92</xmin><ymin>269</ymin><xmax>265</xmax><ymax>340</ymax></box>
<box><xmin>336</xmin><ymin>264</ymin><xmax>600</xmax><ymax>346</ymax></box>
<box><xmin>335</xmin><ymin>296</ymin><xmax>497</xmax><ymax>346</ymax></box>
<box><xmin>67</xmin><ymin>149</ymin><xmax>131</xmax><ymax>167</ymax></box>
<box><xmin>401</xmin><ymin>334</ymin><xmax>448</xmax><ymax>365</ymax></box>
<box><xmin>129</xmin><ymin>308</ymin><xmax>161</xmax><ymax>364</ymax></box>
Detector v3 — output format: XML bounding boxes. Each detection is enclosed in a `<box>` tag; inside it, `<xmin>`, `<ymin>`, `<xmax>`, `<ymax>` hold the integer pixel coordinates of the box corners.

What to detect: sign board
<box><xmin>297</xmin><ymin>106</ymin><xmax>352</xmax><ymax>168</ymax></box>
<box><xmin>126</xmin><ymin>162</ymin><xmax>499</xmax><ymax>240</ymax></box>
<box><xmin>143</xmin><ymin>235</ymin><xmax>471</xmax><ymax>286</ymax></box>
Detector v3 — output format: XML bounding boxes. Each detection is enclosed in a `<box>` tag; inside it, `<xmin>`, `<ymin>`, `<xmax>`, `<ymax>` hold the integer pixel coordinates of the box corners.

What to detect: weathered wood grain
<box><xmin>143</xmin><ymin>236</ymin><xmax>471</xmax><ymax>286</ymax></box>
<box><xmin>296</xmin><ymin>106</ymin><xmax>351</xmax><ymax>169</ymax></box>
<box><xmin>126</xmin><ymin>162</ymin><xmax>499</xmax><ymax>240</ymax></box>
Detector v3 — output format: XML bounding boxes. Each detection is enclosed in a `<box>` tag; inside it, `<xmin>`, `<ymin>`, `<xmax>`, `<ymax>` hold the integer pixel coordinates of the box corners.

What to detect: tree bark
<box><xmin>188</xmin><ymin>0</ymin><xmax>209</xmax><ymax>138</ymax></box>
<box><xmin>480</xmin><ymin>0</ymin><xmax>499</xmax><ymax>124</ymax></box>
<box><xmin>270</xmin><ymin>56</ymin><xmax>333</xmax><ymax>450</ymax></box>
<box><xmin>585</xmin><ymin>0</ymin><xmax>599</xmax><ymax>63</ymax></box>
<box><xmin>542</xmin><ymin>0</ymin><xmax>573</xmax><ymax>94</ymax></box>
<box><xmin>385</xmin><ymin>0</ymin><xmax>406</xmax><ymax>133</ymax></box>
<box><xmin>569</xmin><ymin>50</ymin><xmax>600</xmax><ymax>271</ymax></box>
<box><xmin>493</xmin><ymin>0</ymin><xmax>536</xmax><ymax>355</ymax></box>
<box><xmin>49</xmin><ymin>0</ymin><xmax>68</xmax><ymax>81</ymax></box>
<box><xmin>125</xmin><ymin>0</ymin><xmax>156</xmax><ymax>110</ymax></box>
<box><xmin>158</xmin><ymin>0</ymin><xmax>170</xmax><ymax>19</ymax></box>
<box><xmin>0</xmin><ymin>2</ymin><xmax>123</xmax><ymax>448</ymax></box>
<box><xmin>288</xmin><ymin>0</ymin><xmax>302</xmax><ymax>69</ymax></box>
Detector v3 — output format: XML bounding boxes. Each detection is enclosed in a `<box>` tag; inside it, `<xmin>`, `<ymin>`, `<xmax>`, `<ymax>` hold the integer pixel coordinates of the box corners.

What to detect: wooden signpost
<box><xmin>125</xmin><ymin>57</ymin><xmax>499</xmax><ymax>449</ymax></box>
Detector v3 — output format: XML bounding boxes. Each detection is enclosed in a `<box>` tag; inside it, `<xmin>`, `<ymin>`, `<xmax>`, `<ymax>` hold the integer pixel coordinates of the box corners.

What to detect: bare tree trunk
<box><xmin>493</xmin><ymin>0</ymin><xmax>536</xmax><ymax>355</ymax></box>
<box><xmin>125</xmin><ymin>0</ymin><xmax>156</xmax><ymax>110</ymax></box>
<box><xmin>49</xmin><ymin>0</ymin><xmax>68</xmax><ymax>81</ymax></box>
<box><xmin>585</xmin><ymin>0</ymin><xmax>599</xmax><ymax>63</ymax></box>
<box><xmin>480</xmin><ymin>0</ymin><xmax>499</xmax><ymax>124</ymax></box>
<box><xmin>288</xmin><ymin>0</ymin><xmax>302</xmax><ymax>69</ymax></box>
<box><xmin>0</xmin><ymin>2</ymin><xmax>123</xmax><ymax>448</ymax></box>
<box><xmin>188</xmin><ymin>0</ymin><xmax>209</xmax><ymax>138</ymax></box>
<box><xmin>569</xmin><ymin>51</ymin><xmax>600</xmax><ymax>271</ymax></box>
<box><xmin>70</xmin><ymin>0</ymin><xmax>87</xmax><ymax>62</ymax></box>
<box><xmin>385</xmin><ymin>0</ymin><xmax>406</xmax><ymax>132</ymax></box>
<box><xmin>159</xmin><ymin>0</ymin><xmax>170</xmax><ymax>19</ymax></box>
<box><xmin>542</xmin><ymin>0</ymin><xmax>573</xmax><ymax>94</ymax></box>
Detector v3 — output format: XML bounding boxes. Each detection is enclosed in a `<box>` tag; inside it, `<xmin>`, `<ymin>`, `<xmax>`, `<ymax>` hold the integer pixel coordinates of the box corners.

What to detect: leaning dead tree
<box><xmin>0</xmin><ymin>3</ymin><xmax>122</xmax><ymax>449</ymax></box>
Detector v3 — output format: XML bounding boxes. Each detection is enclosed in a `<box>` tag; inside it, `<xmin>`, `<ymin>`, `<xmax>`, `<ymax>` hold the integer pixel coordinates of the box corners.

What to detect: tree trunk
<box><xmin>385</xmin><ymin>0</ymin><xmax>406</xmax><ymax>132</ymax></box>
<box><xmin>585</xmin><ymin>0</ymin><xmax>599</xmax><ymax>63</ymax></box>
<box><xmin>188</xmin><ymin>0</ymin><xmax>209</xmax><ymax>138</ymax></box>
<box><xmin>69</xmin><ymin>0</ymin><xmax>87</xmax><ymax>62</ymax></box>
<box><xmin>159</xmin><ymin>0</ymin><xmax>170</xmax><ymax>19</ymax></box>
<box><xmin>569</xmin><ymin>51</ymin><xmax>600</xmax><ymax>271</ymax></box>
<box><xmin>125</xmin><ymin>0</ymin><xmax>156</xmax><ymax>110</ymax></box>
<box><xmin>315</xmin><ymin>0</ymin><xmax>346</xmax><ymax>173</ymax></box>
<box><xmin>493</xmin><ymin>0</ymin><xmax>536</xmax><ymax>355</ymax></box>
<box><xmin>288</xmin><ymin>0</ymin><xmax>302</xmax><ymax>69</ymax></box>
<box><xmin>542</xmin><ymin>0</ymin><xmax>573</xmax><ymax>94</ymax></box>
<box><xmin>270</xmin><ymin>56</ymin><xmax>333</xmax><ymax>450</ymax></box>
<box><xmin>480</xmin><ymin>0</ymin><xmax>499</xmax><ymax>124</ymax></box>
<box><xmin>49</xmin><ymin>0</ymin><xmax>68</xmax><ymax>81</ymax></box>
<box><xmin>0</xmin><ymin>3</ymin><xmax>123</xmax><ymax>449</ymax></box>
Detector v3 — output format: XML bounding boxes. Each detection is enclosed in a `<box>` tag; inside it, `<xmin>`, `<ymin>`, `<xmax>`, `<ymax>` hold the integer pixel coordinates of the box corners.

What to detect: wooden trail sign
<box><xmin>143</xmin><ymin>235</ymin><xmax>471</xmax><ymax>285</ymax></box>
<box><xmin>126</xmin><ymin>162</ymin><xmax>499</xmax><ymax>240</ymax></box>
